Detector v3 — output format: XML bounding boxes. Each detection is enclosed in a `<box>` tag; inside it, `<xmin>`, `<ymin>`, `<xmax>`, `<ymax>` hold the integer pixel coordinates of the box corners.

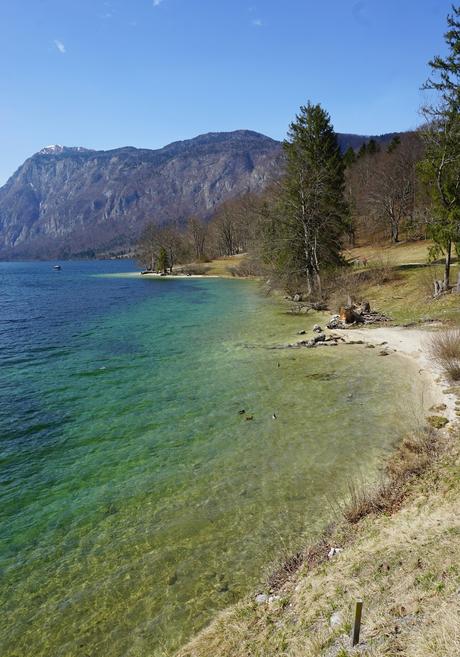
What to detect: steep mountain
<box><xmin>0</xmin><ymin>130</ymin><xmax>398</xmax><ymax>259</ymax></box>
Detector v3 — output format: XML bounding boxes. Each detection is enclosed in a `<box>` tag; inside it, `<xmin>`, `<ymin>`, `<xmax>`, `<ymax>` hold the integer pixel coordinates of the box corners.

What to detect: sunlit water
<box><xmin>0</xmin><ymin>261</ymin><xmax>421</xmax><ymax>656</ymax></box>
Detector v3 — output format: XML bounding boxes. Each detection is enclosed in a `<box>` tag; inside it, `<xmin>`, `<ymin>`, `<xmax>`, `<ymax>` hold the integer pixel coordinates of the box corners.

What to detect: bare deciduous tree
<box><xmin>187</xmin><ymin>216</ymin><xmax>208</xmax><ymax>261</ymax></box>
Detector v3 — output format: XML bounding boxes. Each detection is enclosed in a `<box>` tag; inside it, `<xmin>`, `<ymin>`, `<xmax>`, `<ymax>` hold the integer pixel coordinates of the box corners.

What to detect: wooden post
<box><xmin>351</xmin><ymin>600</ymin><xmax>363</xmax><ymax>647</ymax></box>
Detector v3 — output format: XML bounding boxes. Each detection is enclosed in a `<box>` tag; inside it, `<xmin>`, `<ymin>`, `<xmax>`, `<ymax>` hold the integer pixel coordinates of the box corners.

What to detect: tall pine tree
<box><xmin>420</xmin><ymin>5</ymin><xmax>460</xmax><ymax>289</ymax></box>
<box><xmin>278</xmin><ymin>102</ymin><xmax>349</xmax><ymax>297</ymax></box>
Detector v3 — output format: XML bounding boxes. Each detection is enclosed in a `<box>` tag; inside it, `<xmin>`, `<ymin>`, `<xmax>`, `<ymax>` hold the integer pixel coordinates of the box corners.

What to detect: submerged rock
<box><xmin>306</xmin><ymin>371</ymin><xmax>336</xmax><ymax>381</ymax></box>
<box><xmin>426</xmin><ymin>415</ymin><xmax>449</xmax><ymax>429</ymax></box>
<box><xmin>313</xmin><ymin>324</ymin><xmax>323</xmax><ymax>333</ymax></box>
<box><xmin>314</xmin><ymin>333</ymin><xmax>326</xmax><ymax>343</ymax></box>
<box><xmin>429</xmin><ymin>403</ymin><xmax>447</xmax><ymax>412</ymax></box>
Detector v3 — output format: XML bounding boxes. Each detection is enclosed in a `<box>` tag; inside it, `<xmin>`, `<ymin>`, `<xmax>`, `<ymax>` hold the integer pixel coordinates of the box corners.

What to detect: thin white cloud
<box><xmin>352</xmin><ymin>1</ymin><xmax>371</xmax><ymax>27</ymax></box>
<box><xmin>153</xmin><ymin>0</ymin><xmax>163</xmax><ymax>6</ymax></box>
<box><xmin>54</xmin><ymin>39</ymin><xmax>66</xmax><ymax>54</ymax></box>
<box><xmin>252</xmin><ymin>18</ymin><xmax>263</xmax><ymax>27</ymax></box>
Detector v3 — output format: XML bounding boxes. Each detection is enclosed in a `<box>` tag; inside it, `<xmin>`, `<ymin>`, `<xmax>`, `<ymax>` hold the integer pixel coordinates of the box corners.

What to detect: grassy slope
<box><xmin>345</xmin><ymin>241</ymin><xmax>460</xmax><ymax>325</ymax></box>
<box><xmin>175</xmin><ymin>240</ymin><xmax>460</xmax><ymax>657</ymax></box>
<box><xmin>195</xmin><ymin>255</ymin><xmax>247</xmax><ymax>277</ymax></box>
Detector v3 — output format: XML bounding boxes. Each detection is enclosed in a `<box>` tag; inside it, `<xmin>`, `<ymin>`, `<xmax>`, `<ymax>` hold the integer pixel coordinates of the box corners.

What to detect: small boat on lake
<box><xmin>53</xmin><ymin>265</ymin><xmax>62</xmax><ymax>271</ymax></box>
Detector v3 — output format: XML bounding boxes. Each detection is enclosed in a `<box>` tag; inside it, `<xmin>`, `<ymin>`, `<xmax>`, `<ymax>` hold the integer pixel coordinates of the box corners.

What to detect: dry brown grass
<box><xmin>180</xmin><ymin>263</ymin><xmax>211</xmax><ymax>275</ymax></box>
<box><xmin>345</xmin><ymin>240</ymin><xmax>433</xmax><ymax>267</ymax></box>
<box><xmin>428</xmin><ymin>328</ymin><xmax>460</xmax><ymax>380</ymax></box>
<box><xmin>412</xmin><ymin>598</ymin><xmax>460</xmax><ymax>657</ymax></box>
<box><xmin>340</xmin><ymin>428</ymin><xmax>436</xmax><ymax>524</ymax></box>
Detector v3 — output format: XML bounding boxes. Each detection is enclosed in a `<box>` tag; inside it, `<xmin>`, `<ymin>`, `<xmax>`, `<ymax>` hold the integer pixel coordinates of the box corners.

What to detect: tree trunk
<box><xmin>391</xmin><ymin>222</ymin><xmax>399</xmax><ymax>243</ymax></box>
<box><xmin>315</xmin><ymin>271</ymin><xmax>322</xmax><ymax>299</ymax></box>
<box><xmin>444</xmin><ymin>239</ymin><xmax>452</xmax><ymax>290</ymax></box>
<box><xmin>305</xmin><ymin>267</ymin><xmax>313</xmax><ymax>297</ymax></box>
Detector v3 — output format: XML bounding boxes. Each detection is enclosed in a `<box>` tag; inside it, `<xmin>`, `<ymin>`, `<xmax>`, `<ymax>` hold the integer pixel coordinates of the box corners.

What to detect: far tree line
<box><xmin>138</xmin><ymin>5</ymin><xmax>460</xmax><ymax>296</ymax></box>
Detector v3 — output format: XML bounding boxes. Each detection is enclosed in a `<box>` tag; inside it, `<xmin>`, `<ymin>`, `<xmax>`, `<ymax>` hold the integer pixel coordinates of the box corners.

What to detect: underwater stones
<box><xmin>295</xmin><ymin>332</ymin><xmax>338</xmax><ymax>349</ymax></box>
<box><xmin>306</xmin><ymin>371</ymin><xmax>336</xmax><ymax>381</ymax></box>
<box><xmin>297</xmin><ymin>329</ymin><xmax>306</xmax><ymax>335</ymax></box>
<box><xmin>313</xmin><ymin>324</ymin><xmax>323</xmax><ymax>333</ymax></box>
<box><xmin>426</xmin><ymin>415</ymin><xmax>449</xmax><ymax>429</ymax></box>
<box><xmin>429</xmin><ymin>403</ymin><xmax>447</xmax><ymax>412</ymax></box>
<box><xmin>314</xmin><ymin>332</ymin><xmax>326</xmax><ymax>343</ymax></box>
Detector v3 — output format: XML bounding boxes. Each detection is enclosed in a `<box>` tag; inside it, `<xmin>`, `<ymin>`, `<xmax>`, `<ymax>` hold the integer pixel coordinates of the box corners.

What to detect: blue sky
<box><xmin>0</xmin><ymin>0</ymin><xmax>452</xmax><ymax>184</ymax></box>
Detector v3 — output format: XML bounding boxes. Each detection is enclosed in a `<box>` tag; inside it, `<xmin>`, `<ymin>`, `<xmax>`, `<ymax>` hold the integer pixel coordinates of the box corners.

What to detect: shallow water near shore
<box><xmin>0</xmin><ymin>260</ymin><xmax>423</xmax><ymax>656</ymax></box>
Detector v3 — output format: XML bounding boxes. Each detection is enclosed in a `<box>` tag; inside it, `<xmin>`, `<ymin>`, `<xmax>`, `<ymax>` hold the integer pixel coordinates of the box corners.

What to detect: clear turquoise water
<box><xmin>0</xmin><ymin>261</ymin><xmax>417</xmax><ymax>656</ymax></box>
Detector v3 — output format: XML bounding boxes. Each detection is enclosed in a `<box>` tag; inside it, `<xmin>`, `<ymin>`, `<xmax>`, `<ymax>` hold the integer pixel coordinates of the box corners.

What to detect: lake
<box><xmin>0</xmin><ymin>260</ymin><xmax>419</xmax><ymax>656</ymax></box>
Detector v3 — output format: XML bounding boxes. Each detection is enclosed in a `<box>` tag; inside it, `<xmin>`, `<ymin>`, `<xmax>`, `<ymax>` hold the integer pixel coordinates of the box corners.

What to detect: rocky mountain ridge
<box><xmin>0</xmin><ymin>130</ymin><xmax>397</xmax><ymax>258</ymax></box>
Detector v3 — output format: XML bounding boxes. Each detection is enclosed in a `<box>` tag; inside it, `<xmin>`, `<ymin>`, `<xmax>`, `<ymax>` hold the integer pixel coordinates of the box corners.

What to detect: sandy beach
<box><xmin>339</xmin><ymin>324</ymin><xmax>458</xmax><ymax>422</ymax></box>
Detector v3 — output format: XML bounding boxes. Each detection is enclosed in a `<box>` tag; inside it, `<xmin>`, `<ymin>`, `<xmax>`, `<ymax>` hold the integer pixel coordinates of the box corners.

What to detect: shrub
<box><xmin>428</xmin><ymin>328</ymin><xmax>460</xmax><ymax>380</ymax></box>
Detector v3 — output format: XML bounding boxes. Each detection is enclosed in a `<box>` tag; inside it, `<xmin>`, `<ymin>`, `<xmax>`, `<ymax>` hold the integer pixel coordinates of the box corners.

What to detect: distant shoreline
<box><xmin>139</xmin><ymin>272</ymin><xmax>221</xmax><ymax>279</ymax></box>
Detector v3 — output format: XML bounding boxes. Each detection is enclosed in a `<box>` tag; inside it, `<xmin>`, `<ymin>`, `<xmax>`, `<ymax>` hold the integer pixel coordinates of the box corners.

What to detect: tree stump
<box><xmin>339</xmin><ymin>306</ymin><xmax>364</xmax><ymax>324</ymax></box>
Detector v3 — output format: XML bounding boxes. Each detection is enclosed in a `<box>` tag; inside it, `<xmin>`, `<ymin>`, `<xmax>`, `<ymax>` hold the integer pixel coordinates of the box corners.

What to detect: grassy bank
<box><xmin>175</xmin><ymin>239</ymin><xmax>460</xmax><ymax>657</ymax></box>
<box><xmin>176</xmin><ymin>254</ymin><xmax>249</xmax><ymax>278</ymax></box>
<box><xmin>344</xmin><ymin>240</ymin><xmax>460</xmax><ymax>325</ymax></box>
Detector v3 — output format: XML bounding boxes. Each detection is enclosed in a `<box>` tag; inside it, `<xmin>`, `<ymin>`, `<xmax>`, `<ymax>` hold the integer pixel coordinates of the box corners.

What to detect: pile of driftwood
<box><xmin>327</xmin><ymin>301</ymin><xmax>390</xmax><ymax>329</ymax></box>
